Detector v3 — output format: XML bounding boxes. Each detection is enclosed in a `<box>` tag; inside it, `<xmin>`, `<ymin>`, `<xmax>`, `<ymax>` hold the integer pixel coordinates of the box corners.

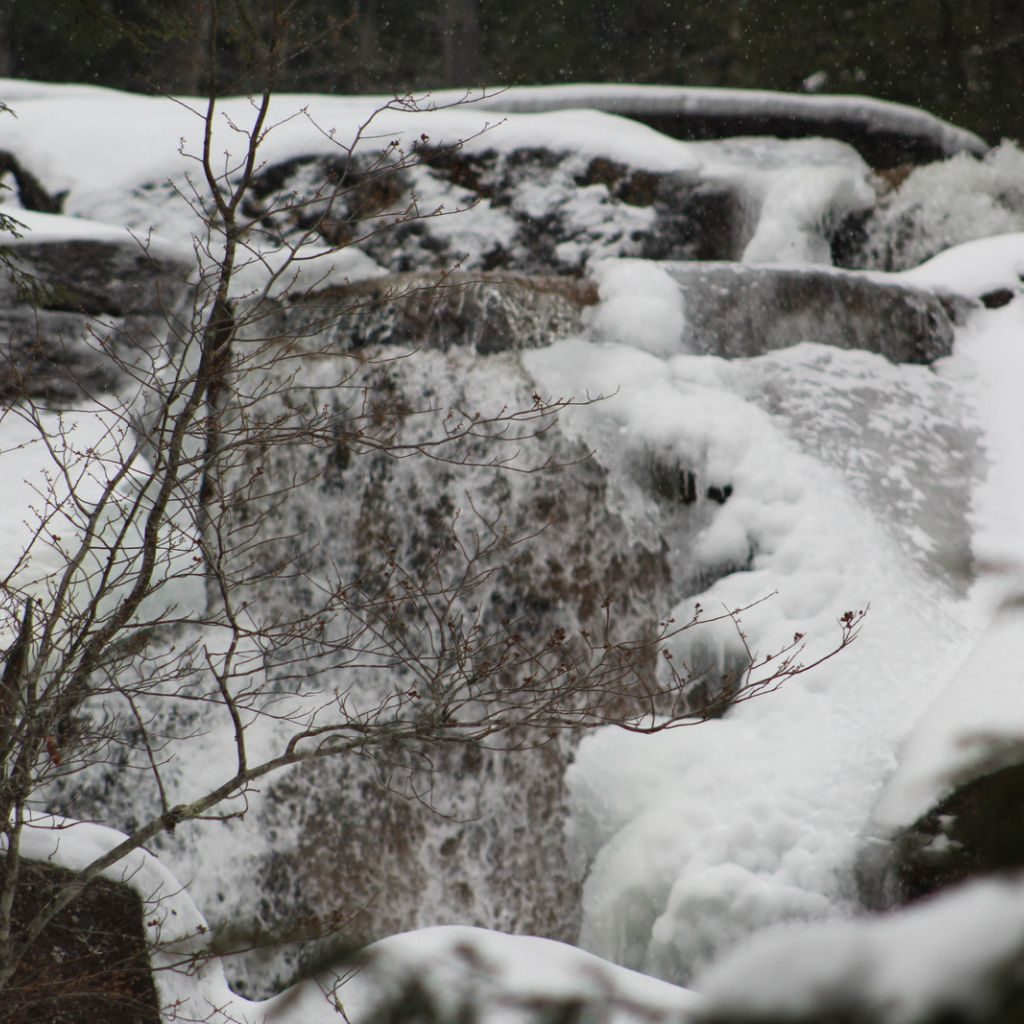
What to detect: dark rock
<box><xmin>2</xmin><ymin>239</ymin><xmax>188</xmax><ymax>319</ymax></box>
<box><xmin>649</xmin><ymin>455</ymin><xmax>698</xmax><ymax>505</ymax></box>
<box><xmin>830</xmin><ymin>207</ymin><xmax>874</xmax><ymax>268</ymax></box>
<box><xmin>858</xmin><ymin>759</ymin><xmax>1024</xmax><ymax>912</ymax></box>
<box><xmin>4</xmin><ymin>858</ymin><xmax>159</xmax><ymax>1023</ymax></box>
<box><xmin>662</xmin><ymin>262</ymin><xmax>972</xmax><ymax>364</ymax></box>
<box><xmin>0</xmin><ymin>150</ymin><xmax>65</xmax><ymax>213</ymax></box>
<box><xmin>0</xmin><ymin>237</ymin><xmax>191</xmax><ymax>403</ymax></box>
<box><xmin>981</xmin><ymin>288</ymin><xmax>1015</xmax><ymax>309</ymax></box>
<box><xmin>635</xmin><ymin>109</ymin><xmax>968</xmax><ymax>172</ymax></box>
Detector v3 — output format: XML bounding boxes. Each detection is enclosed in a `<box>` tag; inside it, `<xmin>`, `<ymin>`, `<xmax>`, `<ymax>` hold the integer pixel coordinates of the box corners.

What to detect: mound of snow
<box><xmin>698</xmin><ymin>875</ymin><xmax>1024</xmax><ymax>1023</ymax></box>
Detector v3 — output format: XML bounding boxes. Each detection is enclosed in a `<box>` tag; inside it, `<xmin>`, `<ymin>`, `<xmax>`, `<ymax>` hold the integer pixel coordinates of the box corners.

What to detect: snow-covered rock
<box><xmin>471</xmin><ymin>84</ymin><xmax>989</xmax><ymax>169</ymax></box>
<box><xmin>697</xmin><ymin>876</ymin><xmax>1024</xmax><ymax>1024</ymax></box>
<box><xmin>839</xmin><ymin>143</ymin><xmax>1024</xmax><ymax>272</ymax></box>
<box><xmin>14</xmin><ymin>816</ymin><xmax>703</xmax><ymax>1024</ymax></box>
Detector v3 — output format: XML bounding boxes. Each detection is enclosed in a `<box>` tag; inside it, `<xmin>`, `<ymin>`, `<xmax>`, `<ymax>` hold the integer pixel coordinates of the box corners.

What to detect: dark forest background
<box><xmin>1</xmin><ymin>0</ymin><xmax>1022</xmax><ymax>144</ymax></box>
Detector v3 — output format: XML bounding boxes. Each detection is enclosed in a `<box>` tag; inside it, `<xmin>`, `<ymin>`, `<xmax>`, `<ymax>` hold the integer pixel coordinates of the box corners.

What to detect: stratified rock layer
<box><xmin>0</xmin><ymin>237</ymin><xmax>190</xmax><ymax>403</ymax></box>
<box><xmin>664</xmin><ymin>262</ymin><xmax>971</xmax><ymax>364</ymax></box>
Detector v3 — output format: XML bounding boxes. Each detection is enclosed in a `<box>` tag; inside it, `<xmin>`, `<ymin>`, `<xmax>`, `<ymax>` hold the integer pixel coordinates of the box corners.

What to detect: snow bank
<box><xmin>864</xmin><ymin>240</ymin><xmax>1024</xmax><ymax>829</ymax></box>
<box><xmin>698</xmin><ymin>875</ymin><xmax>1024</xmax><ymax>1023</ymax></box>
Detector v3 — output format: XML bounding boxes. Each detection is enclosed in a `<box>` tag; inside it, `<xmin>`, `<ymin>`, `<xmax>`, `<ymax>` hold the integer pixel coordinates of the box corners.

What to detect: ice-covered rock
<box><xmin>240</xmin><ymin>146</ymin><xmax>744</xmax><ymax>274</ymax></box>
<box><xmin>661</xmin><ymin>261</ymin><xmax>969</xmax><ymax>363</ymax></box>
<box><xmin>837</xmin><ymin>142</ymin><xmax>1024</xmax><ymax>272</ymax></box>
<box><xmin>4</xmin><ymin>78</ymin><xmax>1023</xmax><ymax>1018</ymax></box>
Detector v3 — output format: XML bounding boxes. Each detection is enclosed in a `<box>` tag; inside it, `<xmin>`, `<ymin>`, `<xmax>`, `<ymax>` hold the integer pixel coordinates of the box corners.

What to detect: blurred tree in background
<box><xmin>0</xmin><ymin>0</ymin><xmax>1021</xmax><ymax>142</ymax></box>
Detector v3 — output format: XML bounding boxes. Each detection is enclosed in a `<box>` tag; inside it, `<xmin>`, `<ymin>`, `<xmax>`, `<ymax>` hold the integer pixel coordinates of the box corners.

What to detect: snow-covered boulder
<box><xmin>836</xmin><ymin>143</ymin><xmax>1024</xmax><ymax>272</ymax></box>
<box><xmin>310</xmin><ymin>925</ymin><xmax>704</xmax><ymax>1024</ymax></box>
<box><xmin>858</xmin><ymin>601</ymin><xmax>1024</xmax><ymax>911</ymax></box>
<box><xmin>472</xmin><ymin>84</ymin><xmax>989</xmax><ymax>169</ymax></box>
<box><xmin>696</xmin><ymin>876</ymin><xmax>1024</xmax><ymax>1024</ymax></box>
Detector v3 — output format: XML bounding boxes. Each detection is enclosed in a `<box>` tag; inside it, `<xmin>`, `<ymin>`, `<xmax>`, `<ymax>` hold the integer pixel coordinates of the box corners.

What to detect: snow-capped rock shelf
<box><xmin>470</xmin><ymin>83</ymin><xmax>990</xmax><ymax>169</ymax></box>
<box><xmin>4</xmin><ymin>77</ymin><xmax>1024</xmax><ymax>1023</ymax></box>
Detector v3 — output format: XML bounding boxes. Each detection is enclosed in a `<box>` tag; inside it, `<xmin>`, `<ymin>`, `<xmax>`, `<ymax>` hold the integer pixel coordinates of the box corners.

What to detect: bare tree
<box><xmin>0</xmin><ymin>1</ymin><xmax>864</xmax><ymax>1015</ymax></box>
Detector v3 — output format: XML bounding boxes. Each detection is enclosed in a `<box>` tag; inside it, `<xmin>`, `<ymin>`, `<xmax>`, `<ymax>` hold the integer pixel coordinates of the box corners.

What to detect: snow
<box><xmin>865</xmin><ymin>242</ymin><xmax>1024</xmax><ymax>830</ymax></box>
<box><xmin>739</xmin><ymin>162</ymin><xmax>875</xmax><ymax>263</ymax></box>
<box><xmin>698</xmin><ymin>875</ymin><xmax>1024</xmax><ymax>1022</ymax></box>
<box><xmin>587</xmin><ymin>259</ymin><xmax>687</xmax><ymax>356</ymax></box>
<box><xmin>0</xmin><ymin>206</ymin><xmax>169</xmax><ymax>247</ymax></box>
<box><xmin>0</xmin><ymin>404</ymin><xmax>203</xmax><ymax>645</ymax></box>
<box><xmin>901</xmin><ymin>230</ymin><xmax>1024</xmax><ymax>299</ymax></box>
<box><xmin>291</xmin><ymin>926</ymin><xmax>704</xmax><ymax>1024</ymax></box>
<box><xmin>2</xmin><ymin>78</ymin><xmax>876</xmax><ymax>275</ymax></box>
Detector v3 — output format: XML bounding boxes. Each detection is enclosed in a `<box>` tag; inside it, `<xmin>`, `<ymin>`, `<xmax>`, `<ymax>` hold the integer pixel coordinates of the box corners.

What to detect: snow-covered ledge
<box><xmin>12</xmin><ymin>816</ymin><xmax>704</xmax><ymax>1023</ymax></box>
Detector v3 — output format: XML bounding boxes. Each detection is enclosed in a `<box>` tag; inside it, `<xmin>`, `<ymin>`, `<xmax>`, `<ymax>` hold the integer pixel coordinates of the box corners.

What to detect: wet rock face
<box><xmin>859</xmin><ymin>760</ymin><xmax>1024</xmax><ymax>912</ymax></box>
<box><xmin>664</xmin><ymin>262</ymin><xmax>971</xmax><ymax>364</ymax></box>
<box><xmin>0</xmin><ymin>239</ymin><xmax>190</xmax><ymax>403</ymax></box>
<box><xmin>222</xmin><ymin>327</ymin><xmax>673</xmax><ymax>973</ymax></box>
